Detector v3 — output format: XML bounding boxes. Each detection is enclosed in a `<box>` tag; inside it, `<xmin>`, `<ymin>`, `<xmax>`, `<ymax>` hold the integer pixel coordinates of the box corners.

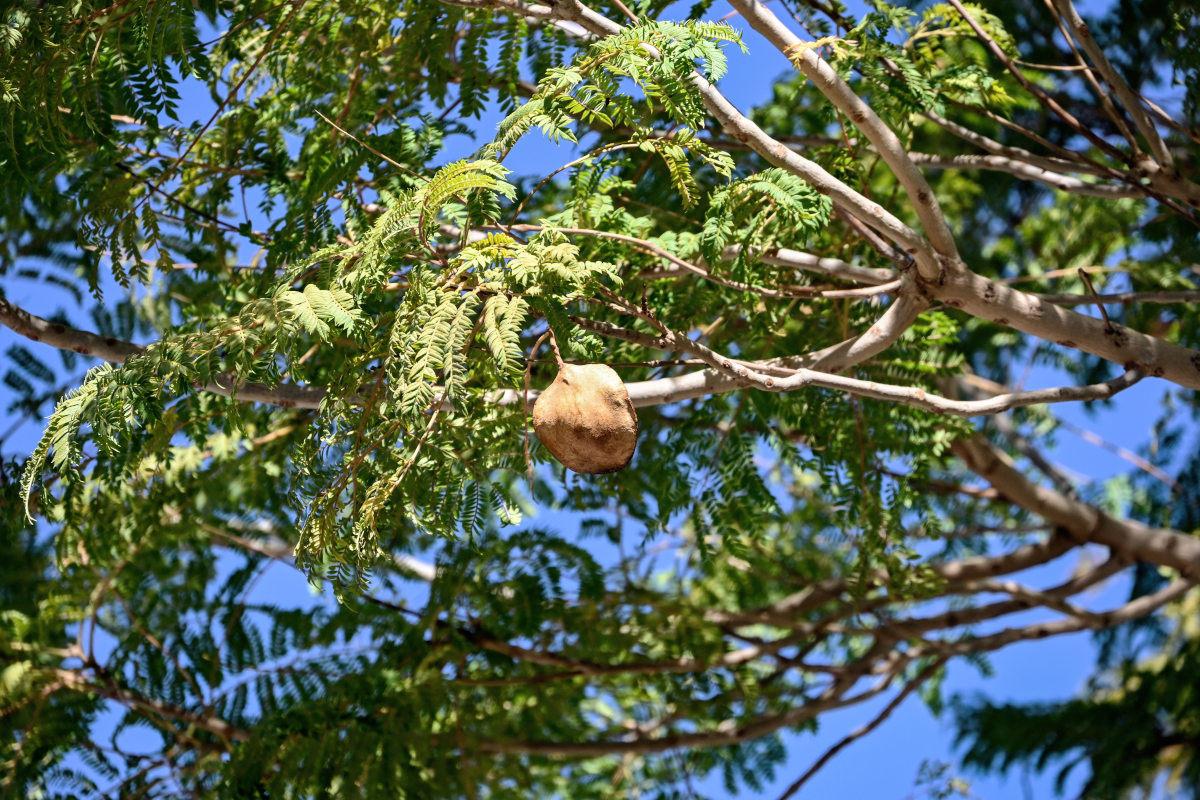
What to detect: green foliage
<box><xmin>1</xmin><ymin>0</ymin><xmax>1197</xmax><ymax>797</ymax></box>
<box><xmin>278</xmin><ymin>284</ymin><xmax>363</xmax><ymax>338</ymax></box>
<box><xmin>700</xmin><ymin>167</ymin><xmax>832</xmax><ymax>275</ymax></box>
<box><xmin>491</xmin><ymin>19</ymin><xmax>743</xmax><ymax>144</ymax></box>
<box><xmin>955</xmin><ymin>608</ymin><xmax>1200</xmax><ymax>797</ymax></box>
<box><xmin>906</xmin><ymin>4</ymin><xmax>1018</xmax><ymax>108</ymax></box>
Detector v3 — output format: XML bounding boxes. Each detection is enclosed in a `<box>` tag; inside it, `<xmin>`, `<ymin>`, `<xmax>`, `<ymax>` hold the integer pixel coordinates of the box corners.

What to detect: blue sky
<box><xmin>0</xmin><ymin>0</ymin><xmax>1189</xmax><ymax>797</ymax></box>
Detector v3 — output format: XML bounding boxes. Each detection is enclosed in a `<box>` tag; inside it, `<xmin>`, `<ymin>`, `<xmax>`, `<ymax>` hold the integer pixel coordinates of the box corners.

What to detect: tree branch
<box><xmin>1049</xmin><ymin>0</ymin><xmax>1175</xmax><ymax>169</ymax></box>
<box><xmin>775</xmin><ymin>657</ymin><xmax>947</xmax><ymax>800</ymax></box>
<box><xmin>1033</xmin><ymin>290</ymin><xmax>1200</xmax><ymax>307</ymax></box>
<box><xmin>917</xmin><ymin>578</ymin><xmax>1196</xmax><ymax>659</ymax></box>
<box><xmin>795</xmin><ymin>366</ymin><xmax>1144</xmax><ymax>418</ymax></box>
<box><xmin>953</xmin><ymin>437</ymin><xmax>1200</xmax><ymax>577</ymax></box>
<box><xmin>935</xmin><ymin>269</ymin><xmax>1200</xmax><ymax>391</ymax></box>
<box><xmin>727</xmin><ymin>0</ymin><xmax>959</xmax><ymax>276</ymax></box>
<box><xmin>54</xmin><ymin>668</ymin><xmax>251</xmax><ymax>744</ymax></box>
<box><xmin>872</xmin><ymin>556</ymin><xmax>1127</xmax><ymax>637</ymax></box>
<box><xmin>923</xmin><ymin>110</ymin><xmax>1111</xmax><ymax>176</ymax></box>
<box><xmin>0</xmin><ymin>297</ymin><xmax>329</xmax><ymax>410</ymax></box>
<box><xmin>908</xmin><ymin>152</ymin><xmax>1143</xmax><ymax>197</ymax></box>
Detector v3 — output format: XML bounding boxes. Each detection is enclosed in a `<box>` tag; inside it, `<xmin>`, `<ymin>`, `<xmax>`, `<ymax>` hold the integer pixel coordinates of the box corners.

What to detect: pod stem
<box><xmin>524</xmin><ymin>329</ymin><xmax>553</xmax><ymax>495</ymax></box>
<box><xmin>546</xmin><ymin>328</ymin><xmax>565</xmax><ymax>368</ymax></box>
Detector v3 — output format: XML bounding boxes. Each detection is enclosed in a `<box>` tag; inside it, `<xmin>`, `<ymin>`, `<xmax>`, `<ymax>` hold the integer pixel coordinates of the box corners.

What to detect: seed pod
<box><xmin>532</xmin><ymin>363</ymin><xmax>638</xmax><ymax>474</ymax></box>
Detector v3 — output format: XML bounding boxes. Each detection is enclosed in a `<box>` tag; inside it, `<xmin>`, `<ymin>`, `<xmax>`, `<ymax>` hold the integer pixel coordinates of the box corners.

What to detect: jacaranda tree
<box><xmin>1</xmin><ymin>0</ymin><xmax>1198</xmax><ymax>796</ymax></box>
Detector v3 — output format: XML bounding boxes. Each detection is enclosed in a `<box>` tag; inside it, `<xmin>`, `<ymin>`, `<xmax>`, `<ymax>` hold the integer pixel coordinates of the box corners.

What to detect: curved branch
<box><xmin>794</xmin><ymin>366</ymin><xmax>1143</xmax><ymax>418</ymax></box>
<box><xmin>727</xmin><ymin>0</ymin><xmax>959</xmax><ymax>274</ymax></box>
<box><xmin>637</xmin><ymin>324</ymin><xmax>1141</xmax><ymax>417</ymax></box>
<box><xmin>552</xmin><ymin>286</ymin><xmax>926</xmax><ymax>409</ymax></box>
<box><xmin>954</xmin><ymin>437</ymin><xmax>1200</xmax><ymax>577</ymax></box>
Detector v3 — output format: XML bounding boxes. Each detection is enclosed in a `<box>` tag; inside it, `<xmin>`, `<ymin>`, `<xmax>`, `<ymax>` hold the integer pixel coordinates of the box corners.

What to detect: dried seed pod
<box><xmin>532</xmin><ymin>363</ymin><xmax>638</xmax><ymax>474</ymax></box>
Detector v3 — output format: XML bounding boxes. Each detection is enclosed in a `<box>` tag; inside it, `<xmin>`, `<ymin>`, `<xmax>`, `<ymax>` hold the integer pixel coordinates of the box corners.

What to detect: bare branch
<box><xmin>751</xmin><ymin>246</ymin><xmax>897</xmax><ymax>286</ymax></box>
<box><xmin>1033</xmin><ymin>290</ymin><xmax>1200</xmax><ymax>307</ymax></box>
<box><xmin>611</xmin><ymin>295</ymin><xmax>1141</xmax><ymax>416</ymax></box>
<box><xmin>874</xmin><ymin>556</ymin><xmax>1128</xmax><ymax>637</ymax></box>
<box><xmin>795</xmin><ymin>367</ymin><xmax>1144</xmax><ymax>418</ymax></box>
<box><xmin>953</xmin><ymin>437</ymin><xmax>1200</xmax><ymax>577</ymax></box>
<box><xmin>923</xmin><ymin>111</ymin><xmax>1111</xmax><ymax>176</ymax></box>
<box><xmin>935</xmin><ymin>269</ymin><xmax>1200</xmax><ymax>391</ymax></box>
<box><xmin>775</xmin><ymin>658</ymin><xmax>947</xmax><ymax>800</ymax></box>
<box><xmin>919</xmin><ymin>578</ymin><xmax>1197</xmax><ymax>658</ymax></box>
<box><xmin>726</xmin><ymin>0</ymin><xmax>959</xmax><ymax>277</ymax></box>
<box><xmin>909</xmin><ymin>152</ymin><xmax>1142</xmax><ymax>197</ymax></box>
<box><xmin>1056</xmin><ymin>417</ymin><xmax>1180</xmax><ymax>490</ymax></box>
<box><xmin>1049</xmin><ymin>0</ymin><xmax>1175</xmax><ymax>169</ymax></box>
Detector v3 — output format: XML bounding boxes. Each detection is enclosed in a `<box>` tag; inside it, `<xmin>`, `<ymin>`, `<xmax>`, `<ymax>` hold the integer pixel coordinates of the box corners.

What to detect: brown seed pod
<box><xmin>532</xmin><ymin>363</ymin><xmax>638</xmax><ymax>474</ymax></box>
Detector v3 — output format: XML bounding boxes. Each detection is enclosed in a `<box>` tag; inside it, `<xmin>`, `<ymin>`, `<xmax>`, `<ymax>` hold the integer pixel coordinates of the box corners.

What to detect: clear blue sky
<box><xmin>0</xmin><ymin>1</ymin><xmax>1182</xmax><ymax>797</ymax></box>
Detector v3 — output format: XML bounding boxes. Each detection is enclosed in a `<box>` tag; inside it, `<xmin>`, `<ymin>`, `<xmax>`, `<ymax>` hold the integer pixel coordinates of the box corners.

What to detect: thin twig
<box><xmin>775</xmin><ymin>658</ymin><xmax>947</xmax><ymax>800</ymax></box>
<box><xmin>313</xmin><ymin>108</ymin><xmax>430</xmax><ymax>182</ymax></box>
<box><xmin>525</xmin><ymin>330</ymin><xmax>551</xmax><ymax>494</ymax></box>
<box><xmin>1077</xmin><ymin>267</ymin><xmax>1113</xmax><ymax>330</ymax></box>
<box><xmin>1057</xmin><ymin>417</ymin><xmax>1179</xmax><ymax>490</ymax></box>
